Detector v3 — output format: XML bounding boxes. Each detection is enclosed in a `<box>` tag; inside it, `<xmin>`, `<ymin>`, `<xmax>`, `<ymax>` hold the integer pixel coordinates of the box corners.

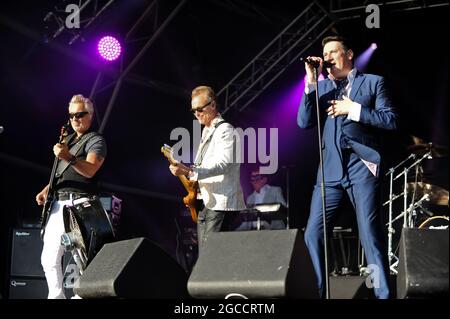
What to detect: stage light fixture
<box><xmin>97</xmin><ymin>36</ymin><xmax>122</xmax><ymax>61</ymax></box>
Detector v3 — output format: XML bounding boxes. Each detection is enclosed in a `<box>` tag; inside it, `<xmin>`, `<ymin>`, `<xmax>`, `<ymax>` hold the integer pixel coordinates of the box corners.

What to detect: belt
<box><xmin>56</xmin><ymin>191</ymin><xmax>91</xmax><ymax>201</ymax></box>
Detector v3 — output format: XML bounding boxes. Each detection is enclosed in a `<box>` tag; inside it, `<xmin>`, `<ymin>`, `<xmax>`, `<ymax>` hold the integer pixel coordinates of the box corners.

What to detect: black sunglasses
<box><xmin>69</xmin><ymin>111</ymin><xmax>89</xmax><ymax>120</ymax></box>
<box><xmin>250</xmin><ymin>175</ymin><xmax>264</xmax><ymax>182</ymax></box>
<box><xmin>191</xmin><ymin>100</ymin><xmax>213</xmax><ymax>113</ymax></box>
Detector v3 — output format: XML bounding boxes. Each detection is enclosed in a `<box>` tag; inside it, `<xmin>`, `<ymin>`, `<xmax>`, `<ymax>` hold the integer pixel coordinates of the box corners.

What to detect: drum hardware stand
<box><xmin>393</xmin><ymin>150</ymin><xmax>432</xmax><ymax>180</ymax></box>
<box><xmin>389</xmin><ymin>194</ymin><xmax>430</xmax><ymax>225</ymax></box>
<box><xmin>384</xmin><ymin>153</ymin><xmax>415</xmax><ymax>274</ymax></box>
<box><xmin>393</xmin><ymin>150</ymin><xmax>432</xmax><ymax>226</ymax></box>
<box><xmin>384</xmin><ymin>151</ymin><xmax>431</xmax><ymax>274</ymax></box>
<box><xmin>384</xmin><ymin>140</ymin><xmax>449</xmax><ymax>271</ymax></box>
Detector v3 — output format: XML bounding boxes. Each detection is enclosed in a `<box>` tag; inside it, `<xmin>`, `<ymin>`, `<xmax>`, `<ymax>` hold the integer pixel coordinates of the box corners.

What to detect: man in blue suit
<box><xmin>297</xmin><ymin>36</ymin><xmax>397</xmax><ymax>299</ymax></box>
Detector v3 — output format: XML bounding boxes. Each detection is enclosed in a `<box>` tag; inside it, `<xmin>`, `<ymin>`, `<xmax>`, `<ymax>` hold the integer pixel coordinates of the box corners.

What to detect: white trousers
<box><xmin>40</xmin><ymin>199</ymin><xmax>72</xmax><ymax>299</ymax></box>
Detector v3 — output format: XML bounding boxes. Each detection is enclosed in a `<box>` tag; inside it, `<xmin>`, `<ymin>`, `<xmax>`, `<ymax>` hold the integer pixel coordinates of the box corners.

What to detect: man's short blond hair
<box><xmin>69</xmin><ymin>94</ymin><xmax>94</xmax><ymax>114</ymax></box>
<box><xmin>191</xmin><ymin>86</ymin><xmax>216</xmax><ymax>102</ymax></box>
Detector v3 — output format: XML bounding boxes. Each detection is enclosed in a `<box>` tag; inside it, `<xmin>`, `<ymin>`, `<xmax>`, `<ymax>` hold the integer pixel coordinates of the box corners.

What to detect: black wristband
<box><xmin>69</xmin><ymin>156</ymin><xmax>77</xmax><ymax>165</ymax></box>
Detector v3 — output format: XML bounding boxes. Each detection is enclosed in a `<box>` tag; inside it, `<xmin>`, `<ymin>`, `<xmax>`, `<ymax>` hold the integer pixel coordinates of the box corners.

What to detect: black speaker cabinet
<box><xmin>74</xmin><ymin>237</ymin><xmax>189</xmax><ymax>298</ymax></box>
<box><xmin>10</xmin><ymin>228</ymin><xmax>44</xmax><ymax>277</ymax></box>
<box><xmin>329</xmin><ymin>275</ymin><xmax>375</xmax><ymax>299</ymax></box>
<box><xmin>9</xmin><ymin>277</ymin><xmax>48</xmax><ymax>299</ymax></box>
<box><xmin>397</xmin><ymin>228</ymin><xmax>449</xmax><ymax>298</ymax></box>
<box><xmin>187</xmin><ymin>229</ymin><xmax>319</xmax><ymax>298</ymax></box>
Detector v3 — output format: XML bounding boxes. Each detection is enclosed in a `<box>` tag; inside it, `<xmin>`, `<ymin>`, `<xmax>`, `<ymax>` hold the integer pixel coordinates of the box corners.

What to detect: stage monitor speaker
<box><xmin>74</xmin><ymin>237</ymin><xmax>189</xmax><ymax>298</ymax></box>
<box><xmin>329</xmin><ymin>275</ymin><xmax>374</xmax><ymax>299</ymax></box>
<box><xmin>9</xmin><ymin>277</ymin><xmax>48</xmax><ymax>299</ymax></box>
<box><xmin>397</xmin><ymin>228</ymin><xmax>449</xmax><ymax>298</ymax></box>
<box><xmin>187</xmin><ymin>229</ymin><xmax>319</xmax><ymax>298</ymax></box>
<box><xmin>10</xmin><ymin>228</ymin><xmax>44</xmax><ymax>277</ymax></box>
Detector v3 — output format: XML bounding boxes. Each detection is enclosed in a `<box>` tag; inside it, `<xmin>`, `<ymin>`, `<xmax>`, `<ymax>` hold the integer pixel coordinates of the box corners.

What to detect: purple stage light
<box><xmin>355</xmin><ymin>43</ymin><xmax>378</xmax><ymax>72</ymax></box>
<box><xmin>97</xmin><ymin>36</ymin><xmax>122</xmax><ymax>61</ymax></box>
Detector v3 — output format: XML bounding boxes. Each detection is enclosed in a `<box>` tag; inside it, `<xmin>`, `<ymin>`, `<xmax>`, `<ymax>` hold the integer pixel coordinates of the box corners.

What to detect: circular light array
<box><xmin>97</xmin><ymin>36</ymin><xmax>122</xmax><ymax>61</ymax></box>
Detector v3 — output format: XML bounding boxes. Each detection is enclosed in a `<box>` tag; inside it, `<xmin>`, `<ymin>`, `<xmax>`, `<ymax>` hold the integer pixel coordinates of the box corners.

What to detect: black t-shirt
<box><xmin>54</xmin><ymin>131</ymin><xmax>107</xmax><ymax>193</ymax></box>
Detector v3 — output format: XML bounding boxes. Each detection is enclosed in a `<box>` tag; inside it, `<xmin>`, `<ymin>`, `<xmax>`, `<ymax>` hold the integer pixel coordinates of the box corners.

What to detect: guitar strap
<box><xmin>55</xmin><ymin>131</ymin><xmax>98</xmax><ymax>178</ymax></box>
<box><xmin>194</xmin><ymin>120</ymin><xmax>227</xmax><ymax>166</ymax></box>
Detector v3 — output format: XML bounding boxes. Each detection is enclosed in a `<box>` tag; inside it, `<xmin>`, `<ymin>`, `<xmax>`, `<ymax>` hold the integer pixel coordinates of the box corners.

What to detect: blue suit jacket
<box><xmin>297</xmin><ymin>71</ymin><xmax>397</xmax><ymax>182</ymax></box>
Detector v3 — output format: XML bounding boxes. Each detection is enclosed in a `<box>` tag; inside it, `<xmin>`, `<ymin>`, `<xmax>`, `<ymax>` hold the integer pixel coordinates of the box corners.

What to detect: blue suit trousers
<box><xmin>304</xmin><ymin>150</ymin><xmax>390</xmax><ymax>299</ymax></box>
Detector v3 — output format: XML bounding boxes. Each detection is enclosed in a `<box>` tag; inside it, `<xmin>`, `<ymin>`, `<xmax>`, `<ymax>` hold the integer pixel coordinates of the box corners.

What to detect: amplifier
<box><xmin>10</xmin><ymin>228</ymin><xmax>44</xmax><ymax>277</ymax></box>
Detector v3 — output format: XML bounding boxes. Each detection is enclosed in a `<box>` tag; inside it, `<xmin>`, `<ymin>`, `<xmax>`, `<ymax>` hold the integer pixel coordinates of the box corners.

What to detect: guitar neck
<box><xmin>163</xmin><ymin>146</ymin><xmax>195</xmax><ymax>191</ymax></box>
<box><xmin>47</xmin><ymin>125</ymin><xmax>69</xmax><ymax>194</ymax></box>
<box><xmin>177</xmin><ymin>172</ymin><xmax>192</xmax><ymax>191</ymax></box>
<box><xmin>47</xmin><ymin>155</ymin><xmax>60</xmax><ymax>195</ymax></box>
<box><xmin>169</xmin><ymin>160</ymin><xmax>193</xmax><ymax>191</ymax></box>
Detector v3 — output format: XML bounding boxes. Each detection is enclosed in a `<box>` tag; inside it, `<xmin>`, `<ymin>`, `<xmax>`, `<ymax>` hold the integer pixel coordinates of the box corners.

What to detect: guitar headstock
<box><xmin>59</xmin><ymin>120</ymin><xmax>71</xmax><ymax>144</ymax></box>
<box><xmin>161</xmin><ymin>144</ymin><xmax>176</xmax><ymax>164</ymax></box>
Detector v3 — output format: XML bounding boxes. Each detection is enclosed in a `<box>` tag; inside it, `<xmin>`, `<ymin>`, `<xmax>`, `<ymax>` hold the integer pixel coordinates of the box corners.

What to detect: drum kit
<box><xmin>384</xmin><ymin>138</ymin><xmax>449</xmax><ymax>274</ymax></box>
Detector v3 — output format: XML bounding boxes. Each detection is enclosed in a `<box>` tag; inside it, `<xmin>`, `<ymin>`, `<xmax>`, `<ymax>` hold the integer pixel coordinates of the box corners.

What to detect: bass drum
<box><xmin>62</xmin><ymin>196</ymin><xmax>115</xmax><ymax>271</ymax></box>
<box><xmin>418</xmin><ymin>215</ymin><xmax>449</xmax><ymax>229</ymax></box>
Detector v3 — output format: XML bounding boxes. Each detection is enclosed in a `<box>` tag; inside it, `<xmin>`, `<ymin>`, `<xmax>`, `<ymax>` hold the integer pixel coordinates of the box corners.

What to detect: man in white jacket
<box><xmin>170</xmin><ymin>86</ymin><xmax>246</xmax><ymax>253</ymax></box>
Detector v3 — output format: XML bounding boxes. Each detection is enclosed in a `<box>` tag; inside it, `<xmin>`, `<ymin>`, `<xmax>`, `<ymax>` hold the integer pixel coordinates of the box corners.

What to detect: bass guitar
<box><xmin>39</xmin><ymin>121</ymin><xmax>70</xmax><ymax>239</ymax></box>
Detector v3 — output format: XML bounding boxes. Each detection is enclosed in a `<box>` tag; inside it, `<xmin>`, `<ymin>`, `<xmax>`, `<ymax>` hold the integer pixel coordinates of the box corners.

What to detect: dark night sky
<box><xmin>0</xmin><ymin>0</ymin><xmax>448</xmax><ymax>297</ymax></box>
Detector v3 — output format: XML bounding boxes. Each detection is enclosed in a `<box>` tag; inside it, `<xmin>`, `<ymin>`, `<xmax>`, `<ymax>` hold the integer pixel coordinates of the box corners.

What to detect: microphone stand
<box><xmin>286</xmin><ymin>166</ymin><xmax>290</xmax><ymax>229</ymax></box>
<box><xmin>312</xmin><ymin>66</ymin><xmax>330</xmax><ymax>299</ymax></box>
<box><xmin>282</xmin><ymin>165</ymin><xmax>292</xmax><ymax>229</ymax></box>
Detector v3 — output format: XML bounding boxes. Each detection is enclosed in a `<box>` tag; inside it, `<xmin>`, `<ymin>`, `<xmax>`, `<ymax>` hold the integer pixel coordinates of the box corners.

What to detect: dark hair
<box><xmin>321</xmin><ymin>35</ymin><xmax>350</xmax><ymax>52</ymax></box>
<box><xmin>250</xmin><ymin>167</ymin><xmax>268</xmax><ymax>179</ymax></box>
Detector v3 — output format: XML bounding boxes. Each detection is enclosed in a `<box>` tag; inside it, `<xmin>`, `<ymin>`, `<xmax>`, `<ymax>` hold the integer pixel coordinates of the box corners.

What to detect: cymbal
<box><xmin>410</xmin><ymin>135</ymin><xmax>425</xmax><ymax>145</ymax></box>
<box><xmin>407</xmin><ymin>142</ymin><xmax>448</xmax><ymax>158</ymax></box>
<box><xmin>407</xmin><ymin>182</ymin><xmax>449</xmax><ymax>206</ymax></box>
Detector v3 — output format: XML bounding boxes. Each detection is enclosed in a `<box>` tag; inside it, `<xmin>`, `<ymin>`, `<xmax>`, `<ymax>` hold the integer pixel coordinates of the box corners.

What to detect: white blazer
<box><xmin>191</xmin><ymin>115</ymin><xmax>246</xmax><ymax>211</ymax></box>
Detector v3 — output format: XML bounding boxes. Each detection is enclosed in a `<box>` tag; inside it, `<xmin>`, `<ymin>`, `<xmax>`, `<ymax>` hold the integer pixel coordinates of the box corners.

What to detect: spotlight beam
<box><xmin>355</xmin><ymin>43</ymin><xmax>377</xmax><ymax>72</ymax></box>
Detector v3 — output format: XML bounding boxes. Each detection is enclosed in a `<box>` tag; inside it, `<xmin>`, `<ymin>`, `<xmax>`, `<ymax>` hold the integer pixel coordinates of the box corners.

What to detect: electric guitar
<box><xmin>39</xmin><ymin>121</ymin><xmax>70</xmax><ymax>239</ymax></box>
<box><xmin>161</xmin><ymin>144</ymin><xmax>199</xmax><ymax>223</ymax></box>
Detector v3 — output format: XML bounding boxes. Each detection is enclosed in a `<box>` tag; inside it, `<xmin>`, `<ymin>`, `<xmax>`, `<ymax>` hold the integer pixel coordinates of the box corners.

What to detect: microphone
<box><xmin>300</xmin><ymin>57</ymin><xmax>334</xmax><ymax>69</ymax></box>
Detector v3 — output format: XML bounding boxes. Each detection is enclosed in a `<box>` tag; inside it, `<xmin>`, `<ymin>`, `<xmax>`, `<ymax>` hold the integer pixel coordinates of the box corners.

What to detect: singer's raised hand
<box><xmin>304</xmin><ymin>56</ymin><xmax>323</xmax><ymax>84</ymax></box>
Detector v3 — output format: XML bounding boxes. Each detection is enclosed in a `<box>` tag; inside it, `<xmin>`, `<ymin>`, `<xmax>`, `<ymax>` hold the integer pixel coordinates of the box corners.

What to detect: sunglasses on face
<box><xmin>191</xmin><ymin>100</ymin><xmax>213</xmax><ymax>114</ymax></box>
<box><xmin>69</xmin><ymin>111</ymin><xmax>89</xmax><ymax>120</ymax></box>
<box><xmin>250</xmin><ymin>175</ymin><xmax>264</xmax><ymax>182</ymax></box>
